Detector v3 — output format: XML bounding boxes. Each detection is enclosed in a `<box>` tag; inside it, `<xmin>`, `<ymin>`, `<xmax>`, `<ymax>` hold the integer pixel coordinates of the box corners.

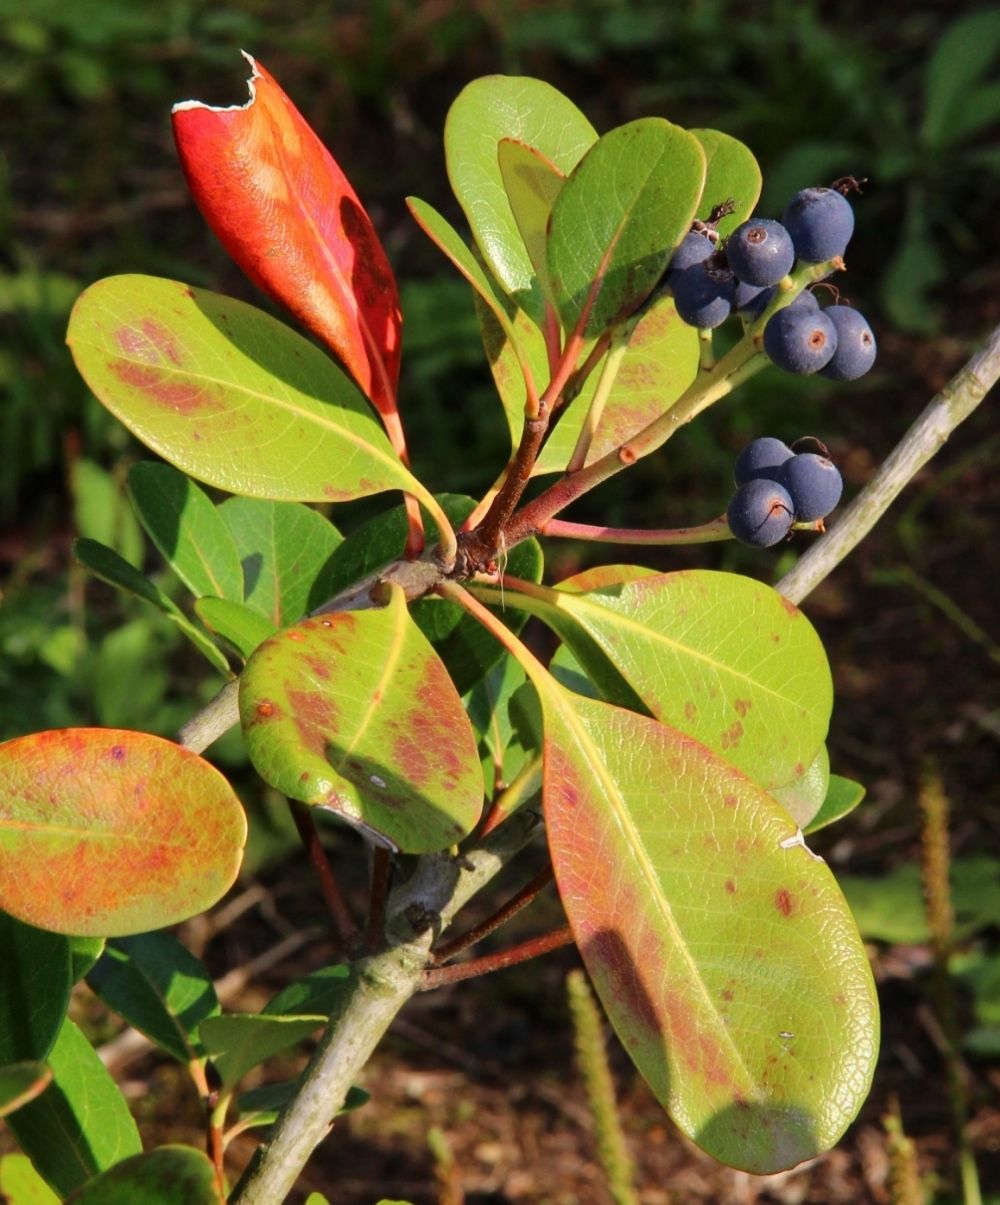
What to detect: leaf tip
<box><xmin>171</xmin><ymin>49</ymin><xmax>260</xmax><ymax>117</ymax></box>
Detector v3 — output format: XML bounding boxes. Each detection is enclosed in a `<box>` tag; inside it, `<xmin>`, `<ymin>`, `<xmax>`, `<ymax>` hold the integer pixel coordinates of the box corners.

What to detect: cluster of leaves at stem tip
<box><xmin>0</xmin><ymin>57</ymin><xmax>881</xmax><ymax>1200</ymax></box>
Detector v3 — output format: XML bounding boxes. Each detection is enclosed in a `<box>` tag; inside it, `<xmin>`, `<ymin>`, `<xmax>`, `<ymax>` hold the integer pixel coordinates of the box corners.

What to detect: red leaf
<box><xmin>172</xmin><ymin>52</ymin><xmax>404</xmax><ymax>446</ymax></box>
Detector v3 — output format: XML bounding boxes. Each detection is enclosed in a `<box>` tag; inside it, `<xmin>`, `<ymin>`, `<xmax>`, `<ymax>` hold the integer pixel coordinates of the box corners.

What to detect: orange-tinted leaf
<box><xmin>172</xmin><ymin>53</ymin><xmax>402</xmax><ymax>434</ymax></box>
<box><xmin>0</xmin><ymin>730</ymin><xmax>247</xmax><ymax>936</ymax></box>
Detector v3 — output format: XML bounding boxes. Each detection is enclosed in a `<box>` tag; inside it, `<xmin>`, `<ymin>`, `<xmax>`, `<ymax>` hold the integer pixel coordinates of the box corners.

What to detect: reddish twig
<box><xmin>367</xmin><ymin>846</ymin><xmax>392</xmax><ymax>951</ymax></box>
<box><xmin>431</xmin><ymin>864</ymin><xmax>555</xmax><ymax>964</ymax></box>
<box><xmin>419</xmin><ymin>924</ymin><xmax>575</xmax><ymax>990</ymax></box>
<box><xmin>288</xmin><ymin>801</ymin><xmax>360</xmax><ymax>951</ymax></box>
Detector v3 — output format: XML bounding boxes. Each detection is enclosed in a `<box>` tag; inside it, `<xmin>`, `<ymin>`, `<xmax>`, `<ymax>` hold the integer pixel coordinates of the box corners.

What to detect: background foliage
<box><xmin>1</xmin><ymin>1</ymin><xmax>997</xmax><ymax>1199</ymax></box>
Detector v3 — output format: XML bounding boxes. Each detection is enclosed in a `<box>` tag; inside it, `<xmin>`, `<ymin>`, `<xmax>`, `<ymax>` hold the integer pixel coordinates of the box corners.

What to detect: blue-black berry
<box><xmin>725</xmin><ymin>219</ymin><xmax>795</xmax><ymax>287</ymax></box>
<box><xmin>738</xmin><ymin>284</ymin><xmax>818</xmax><ymax>322</ymax></box>
<box><xmin>733</xmin><ymin>437</ymin><xmax>794</xmax><ymax>486</ymax></box>
<box><xmin>781</xmin><ymin>187</ymin><xmax>855</xmax><ymax>263</ymax></box>
<box><xmin>777</xmin><ymin>453</ymin><xmax>843</xmax><ymax>521</ymax></box>
<box><xmin>671</xmin><ymin>262</ymin><xmax>736</xmax><ymax>329</ymax></box>
<box><xmin>666</xmin><ymin>231</ymin><xmax>715</xmax><ymax>284</ymax></box>
<box><xmin>818</xmin><ymin>306</ymin><xmax>877</xmax><ymax>381</ymax></box>
<box><xmin>727</xmin><ymin>479</ymin><xmax>796</xmax><ymax>547</ymax></box>
<box><xmin>763</xmin><ymin>306</ymin><xmax>838</xmax><ymax>374</ymax></box>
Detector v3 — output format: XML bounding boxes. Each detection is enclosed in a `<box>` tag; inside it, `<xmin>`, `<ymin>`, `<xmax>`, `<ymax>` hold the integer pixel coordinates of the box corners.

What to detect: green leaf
<box><xmin>321</xmin><ymin>495</ymin><xmax>543</xmax><ymax>694</ymax></box>
<box><xmin>445</xmin><ymin>76</ymin><xmax>598</xmax><ymax>321</ymax></box>
<box><xmin>497</xmin><ymin>138</ymin><xmax>565</xmax><ymax>306</ymax></box>
<box><xmin>239</xmin><ymin>590</ymin><xmax>484</xmax><ymax>853</ymax></box>
<box><xmin>548</xmin><ymin>118</ymin><xmax>706</xmax><ymax>336</ymax></box>
<box><xmin>804</xmin><ymin>775</ymin><xmax>865</xmax><ymax>835</ymax></box>
<box><xmin>68</xmin><ymin>938</ymin><xmax>105</xmax><ymax>984</ymax></box>
<box><xmin>216</xmin><ymin>497</ymin><xmax>344</xmax><ymax>626</ymax></box>
<box><xmin>922</xmin><ymin>9</ymin><xmax>1000</xmax><ymax>149</ymax></box>
<box><xmin>690</xmin><ymin>129</ymin><xmax>763</xmax><ymax>237</ymax></box>
<box><xmin>772</xmin><ymin>745</ymin><xmax>830</xmax><ymax>830</ymax></box>
<box><xmin>5</xmin><ymin>1018</ymin><xmax>142</xmax><ymax>1197</ymax></box>
<box><xmin>73</xmin><ymin>537</ymin><xmax>232</xmax><ymax>675</ymax></box>
<box><xmin>199</xmin><ymin>1013</ymin><xmax>325</xmax><ymax>1090</ymax></box>
<box><xmin>0</xmin><ymin>913</ymin><xmax>71</xmax><ymax>1063</ymax></box>
<box><xmin>479</xmin><ymin>288</ymin><xmax>698</xmax><ymax>476</ymax></box>
<box><xmin>62</xmin><ymin>1146</ymin><xmax>224</xmax><ymax>1204</ymax></box>
<box><xmin>262</xmin><ymin>964</ymin><xmax>353</xmax><ymax>1017</ymax></box>
<box><xmin>535</xmin><ymin>676</ymin><xmax>878</xmax><ymax>1173</ymax></box>
<box><xmin>0</xmin><ymin>1063</ymin><xmax>52</xmax><ymax>1119</ymax></box>
<box><xmin>126</xmin><ymin>462</ymin><xmax>243</xmax><ymax>601</ymax></box>
<box><xmin>0</xmin><ymin>729</ymin><xmax>247</xmax><ymax>936</ymax></box>
<box><xmin>235</xmin><ymin>1080</ymin><xmax>367</xmax><ymax>1129</ymax></box>
<box><xmin>0</xmin><ymin>1153</ymin><xmax>60</xmax><ymax>1205</ymax></box>
<box><xmin>86</xmin><ymin>932</ymin><xmax>220</xmax><ymax>1063</ymax></box>
<box><xmin>841</xmin><ymin>856</ymin><xmax>1000</xmax><ymax>944</ymax></box>
<box><xmin>195</xmin><ymin>597</ymin><xmax>278</xmax><ymax>660</ymax></box>
<box><xmin>507</xmin><ymin>570</ymin><xmax>832</xmax><ymax>788</ymax></box>
<box><xmin>71</xmin><ymin>458</ymin><xmax>144</xmax><ymax>569</ymax></box>
<box><xmin>66</xmin><ymin>275</ymin><xmax>428</xmax><ymax>506</ymax></box>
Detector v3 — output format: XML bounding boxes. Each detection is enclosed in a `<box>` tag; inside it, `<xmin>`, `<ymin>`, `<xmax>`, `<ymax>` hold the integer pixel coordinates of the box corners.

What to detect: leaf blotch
<box><xmin>720</xmin><ymin>721</ymin><xmax>744</xmax><ymax>750</ymax></box>
<box><xmin>724</xmin><ymin>878</ymin><xmax>736</xmax><ymax>894</ymax></box>
<box><xmin>109</xmin><ymin>361</ymin><xmax>213</xmax><ymax>414</ymax></box>
<box><xmin>774</xmin><ymin>888</ymin><xmax>795</xmax><ymax>917</ymax></box>
<box><xmin>734</xmin><ymin>698</ymin><xmax>752</xmax><ymax>718</ymax></box>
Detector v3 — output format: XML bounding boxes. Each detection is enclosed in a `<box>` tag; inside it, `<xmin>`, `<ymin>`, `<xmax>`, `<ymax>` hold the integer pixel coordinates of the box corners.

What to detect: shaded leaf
<box><xmin>0</xmin><ymin>729</ymin><xmax>247</xmax><ymax>936</ymax></box>
<box><xmin>127</xmin><ymin>462</ymin><xmax>243</xmax><ymax>601</ymax></box>
<box><xmin>86</xmin><ymin>932</ymin><xmax>220</xmax><ymax>1063</ymax></box>
<box><xmin>690</xmin><ymin>129</ymin><xmax>762</xmax><ymax>237</ymax></box>
<box><xmin>173</xmin><ymin>53</ymin><xmax>402</xmax><ymax>425</ymax></box>
<box><xmin>263</xmin><ymin>964</ymin><xmax>352</xmax><ymax>1017</ymax></box>
<box><xmin>321</xmin><ymin>494</ymin><xmax>543</xmax><ymax>694</ymax></box>
<box><xmin>5</xmin><ymin>1019</ymin><xmax>141</xmax><ymax>1197</ymax></box>
<box><xmin>195</xmin><ymin>597</ymin><xmax>278</xmax><ymax>660</ymax></box>
<box><xmin>73</xmin><ymin>537</ymin><xmax>232</xmax><ymax>675</ymax></box>
<box><xmin>804</xmin><ymin>775</ymin><xmax>865</xmax><ymax>835</ymax></box>
<box><xmin>68</xmin><ymin>938</ymin><xmax>105</xmax><ymax>985</ymax></box>
<box><xmin>445</xmin><ymin>75</ymin><xmax>597</xmax><ymax>321</ymax></box>
<box><xmin>63</xmin><ymin>1146</ymin><xmax>224</xmax><ymax>1204</ymax></box>
<box><xmin>922</xmin><ymin>9</ymin><xmax>1000</xmax><ymax>149</ymax></box>
<box><xmin>548</xmin><ymin>118</ymin><xmax>705</xmax><ymax>336</ymax></box>
<box><xmin>536</xmin><ymin>677</ymin><xmax>878</xmax><ymax>1172</ymax></box>
<box><xmin>216</xmin><ymin>497</ymin><xmax>343</xmax><ymax>625</ymax></box>
<box><xmin>66</xmin><ymin>275</ymin><xmax>426</xmax><ymax>506</ymax></box>
<box><xmin>0</xmin><ymin>1063</ymin><xmax>52</xmax><ymax>1119</ymax></box>
<box><xmin>236</xmin><ymin>1080</ymin><xmax>367</xmax><ymax>1129</ymax></box>
<box><xmin>199</xmin><ymin>1013</ymin><xmax>325</xmax><ymax>1090</ymax></box>
<box><xmin>0</xmin><ymin>913</ymin><xmax>70</xmax><ymax>1064</ymax></box>
<box><xmin>239</xmin><ymin>590</ymin><xmax>483</xmax><ymax>853</ymax></box>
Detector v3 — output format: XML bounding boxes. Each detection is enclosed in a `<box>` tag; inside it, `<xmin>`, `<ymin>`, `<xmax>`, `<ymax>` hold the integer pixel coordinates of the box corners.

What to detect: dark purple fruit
<box><xmin>818</xmin><ymin>306</ymin><xmax>877</xmax><ymax>381</ymax></box>
<box><xmin>727</xmin><ymin>479</ymin><xmax>796</xmax><ymax>547</ymax></box>
<box><xmin>763</xmin><ymin>306</ymin><xmax>838</xmax><ymax>374</ymax></box>
<box><xmin>725</xmin><ymin>218</ymin><xmax>795</xmax><ymax>287</ymax></box>
<box><xmin>733</xmin><ymin>437</ymin><xmax>794</xmax><ymax>486</ymax></box>
<box><xmin>781</xmin><ymin>187</ymin><xmax>855</xmax><ymax>262</ymax></box>
<box><xmin>776</xmin><ymin>453</ymin><xmax>843</xmax><ymax>521</ymax></box>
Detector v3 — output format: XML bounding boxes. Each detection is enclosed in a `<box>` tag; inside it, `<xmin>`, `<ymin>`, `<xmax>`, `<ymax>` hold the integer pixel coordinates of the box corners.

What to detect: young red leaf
<box><xmin>172</xmin><ymin>53</ymin><xmax>403</xmax><ymax>443</ymax></box>
<box><xmin>0</xmin><ymin>729</ymin><xmax>247</xmax><ymax>936</ymax></box>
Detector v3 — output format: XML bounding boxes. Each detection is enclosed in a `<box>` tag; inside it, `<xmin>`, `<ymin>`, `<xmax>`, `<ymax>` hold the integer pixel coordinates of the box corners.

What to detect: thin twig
<box><xmin>367</xmin><ymin>847</ymin><xmax>392</xmax><ymax>951</ymax></box>
<box><xmin>420</xmin><ymin>924</ymin><xmax>574</xmax><ymax>990</ymax></box>
<box><xmin>777</xmin><ymin>324</ymin><xmax>1000</xmax><ymax>605</ymax></box>
<box><xmin>431</xmin><ymin>864</ymin><xmax>555</xmax><ymax>964</ymax></box>
<box><xmin>288</xmin><ymin>801</ymin><xmax>360</xmax><ymax>952</ymax></box>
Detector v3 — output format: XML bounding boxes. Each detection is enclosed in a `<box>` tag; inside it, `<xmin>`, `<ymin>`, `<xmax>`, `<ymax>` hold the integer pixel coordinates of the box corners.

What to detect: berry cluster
<box><xmin>666</xmin><ymin>184</ymin><xmax>876</xmax><ymax>382</ymax></box>
<box><xmin>726</xmin><ymin>437</ymin><xmax>844</xmax><ymax>548</ymax></box>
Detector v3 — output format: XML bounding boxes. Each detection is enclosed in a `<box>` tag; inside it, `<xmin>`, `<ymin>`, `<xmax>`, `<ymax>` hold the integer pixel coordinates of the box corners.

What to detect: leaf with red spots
<box><xmin>172</xmin><ymin>53</ymin><xmax>403</xmax><ymax>444</ymax></box>
<box><xmin>499</xmin><ymin>569</ymin><xmax>832</xmax><ymax>789</ymax></box>
<box><xmin>548</xmin><ymin>119</ymin><xmax>706</xmax><ymax>337</ymax></box>
<box><xmin>238</xmin><ymin>587</ymin><xmax>483</xmax><ymax>853</ymax></box>
<box><xmin>0</xmin><ymin>730</ymin><xmax>247</xmax><ymax>936</ymax></box>
<box><xmin>535</xmin><ymin>675</ymin><xmax>879</xmax><ymax>1172</ymax></box>
<box><xmin>66</xmin><ymin>275</ymin><xmax>430</xmax><ymax>509</ymax></box>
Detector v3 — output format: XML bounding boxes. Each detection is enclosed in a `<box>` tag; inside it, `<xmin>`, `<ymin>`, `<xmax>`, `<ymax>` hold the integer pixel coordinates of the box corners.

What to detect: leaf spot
<box><xmin>734</xmin><ymin>698</ymin><xmax>752</xmax><ymax>718</ymax></box>
<box><xmin>110</xmin><ymin>745</ymin><xmax>125</xmax><ymax>761</ymax></box>
<box><xmin>720</xmin><ymin>720</ymin><xmax>743</xmax><ymax>749</ymax></box>
<box><xmin>724</xmin><ymin>878</ymin><xmax>736</xmax><ymax>894</ymax></box>
<box><xmin>774</xmin><ymin>887</ymin><xmax>795</xmax><ymax>917</ymax></box>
